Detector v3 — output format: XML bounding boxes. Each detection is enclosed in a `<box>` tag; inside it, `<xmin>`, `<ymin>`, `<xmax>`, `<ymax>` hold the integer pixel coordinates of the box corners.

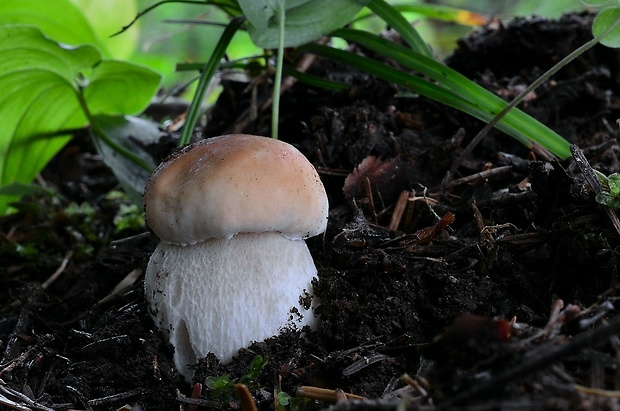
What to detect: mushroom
<box><xmin>143</xmin><ymin>134</ymin><xmax>328</xmax><ymax>380</ymax></box>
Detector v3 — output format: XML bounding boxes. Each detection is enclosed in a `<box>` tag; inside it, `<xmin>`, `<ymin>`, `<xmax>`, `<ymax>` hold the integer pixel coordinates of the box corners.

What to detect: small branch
<box><xmin>570</xmin><ymin>144</ymin><xmax>620</xmax><ymax>235</ymax></box>
<box><xmin>41</xmin><ymin>250</ymin><xmax>73</xmax><ymax>290</ymax></box>
<box><xmin>435</xmin><ymin>314</ymin><xmax>620</xmax><ymax>409</ymax></box>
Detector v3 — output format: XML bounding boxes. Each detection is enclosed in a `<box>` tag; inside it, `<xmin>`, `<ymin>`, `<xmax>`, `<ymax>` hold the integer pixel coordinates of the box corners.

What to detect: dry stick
<box><xmin>570</xmin><ymin>144</ymin><xmax>620</xmax><ymax>235</ymax></box>
<box><xmin>0</xmin><ymin>383</ymin><xmax>55</xmax><ymax>411</ymax></box>
<box><xmin>435</xmin><ymin>314</ymin><xmax>620</xmax><ymax>410</ymax></box>
<box><xmin>41</xmin><ymin>250</ymin><xmax>73</xmax><ymax>289</ymax></box>
<box><xmin>445</xmin><ymin>165</ymin><xmax>512</xmax><ymax>189</ymax></box>
<box><xmin>442</xmin><ymin>15</ymin><xmax>620</xmax><ymax>187</ymax></box>
<box><xmin>296</xmin><ymin>386</ymin><xmax>365</xmax><ymax>402</ymax></box>
<box><xmin>388</xmin><ymin>190</ymin><xmax>410</xmax><ymax>231</ymax></box>
<box><xmin>235</xmin><ymin>384</ymin><xmax>258</xmax><ymax>411</ymax></box>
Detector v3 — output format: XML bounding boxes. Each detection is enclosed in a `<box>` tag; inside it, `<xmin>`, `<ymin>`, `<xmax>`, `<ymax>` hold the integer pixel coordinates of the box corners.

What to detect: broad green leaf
<box><xmin>0</xmin><ymin>0</ymin><xmax>104</xmax><ymax>52</ymax></box>
<box><xmin>592</xmin><ymin>7</ymin><xmax>620</xmax><ymax>48</ymax></box>
<box><xmin>0</xmin><ymin>25</ymin><xmax>162</xmax><ymax>214</ymax></box>
<box><xmin>92</xmin><ymin>115</ymin><xmax>159</xmax><ymax>207</ymax></box>
<box><xmin>239</xmin><ymin>0</ymin><xmax>369</xmax><ymax>48</ymax></box>
<box><xmin>84</xmin><ymin>60</ymin><xmax>162</xmax><ymax>115</ymax></box>
<box><xmin>0</xmin><ymin>25</ymin><xmax>99</xmax><ymax>213</ymax></box>
<box><xmin>69</xmin><ymin>0</ymin><xmax>139</xmax><ymax>59</ymax></box>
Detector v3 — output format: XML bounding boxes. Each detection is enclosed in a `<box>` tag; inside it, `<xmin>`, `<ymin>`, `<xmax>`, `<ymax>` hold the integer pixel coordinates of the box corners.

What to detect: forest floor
<box><xmin>2</xmin><ymin>11</ymin><xmax>620</xmax><ymax>411</ymax></box>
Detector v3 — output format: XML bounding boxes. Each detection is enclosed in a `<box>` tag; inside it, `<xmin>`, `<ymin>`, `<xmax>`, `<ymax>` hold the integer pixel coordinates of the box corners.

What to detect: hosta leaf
<box><xmin>239</xmin><ymin>0</ymin><xmax>369</xmax><ymax>48</ymax></box>
<box><xmin>0</xmin><ymin>0</ymin><xmax>102</xmax><ymax>52</ymax></box>
<box><xmin>92</xmin><ymin>115</ymin><xmax>159</xmax><ymax>207</ymax></box>
<box><xmin>0</xmin><ymin>25</ymin><xmax>99</xmax><ymax>212</ymax></box>
<box><xmin>69</xmin><ymin>0</ymin><xmax>139</xmax><ymax>59</ymax></box>
<box><xmin>0</xmin><ymin>25</ymin><xmax>161</xmax><ymax>214</ymax></box>
<box><xmin>84</xmin><ymin>60</ymin><xmax>162</xmax><ymax>115</ymax></box>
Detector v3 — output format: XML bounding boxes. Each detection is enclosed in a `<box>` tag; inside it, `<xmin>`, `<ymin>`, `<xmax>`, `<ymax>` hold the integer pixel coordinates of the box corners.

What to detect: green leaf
<box><xmin>0</xmin><ymin>25</ymin><xmax>161</xmax><ymax>215</ymax></box>
<box><xmin>277</xmin><ymin>391</ymin><xmax>291</xmax><ymax>406</ymax></box>
<box><xmin>180</xmin><ymin>17</ymin><xmax>245</xmax><ymax>146</ymax></box>
<box><xmin>239</xmin><ymin>0</ymin><xmax>369</xmax><ymax>48</ymax></box>
<box><xmin>607</xmin><ymin>173</ymin><xmax>620</xmax><ymax>195</ymax></box>
<box><xmin>594</xmin><ymin>169</ymin><xmax>610</xmax><ymax>188</ymax></box>
<box><xmin>92</xmin><ymin>115</ymin><xmax>159</xmax><ymax>208</ymax></box>
<box><xmin>592</xmin><ymin>7</ymin><xmax>620</xmax><ymax>48</ymax></box>
<box><xmin>0</xmin><ymin>25</ymin><xmax>100</xmax><ymax>213</ymax></box>
<box><xmin>366</xmin><ymin>0</ymin><xmax>432</xmax><ymax>57</ymax></box>
<box><xmin>596</xmin><ymin>192</ymin><xmax>616</xmax><ymax>208</ymax></box>
<box><xmin>282</xmin><ymin>64</ymin><xmax>350</xmax><ymax>90</ymax></box>
<box><xmin>69</xmin><ymin>0</ymin><xmax>140</xmax><ymax>59</ymax></box>
<box><xmin>84</xmin><ymin>60</ymin><xmax>162</xmax><ymax>115</ymax></box>
<box><xmin>0</xmin><ymin>0</ymin><xmax>104</xmax><ymax>52</ymax></box>
<box><xmin>330</xmin><ymin>28</ymin><xmax>571</xmax><ymax>159</ymax></box>
<box><xmin>0</xmin><ymin>182</ymin><xmax>53</xmax><ymax>197</ymax></box>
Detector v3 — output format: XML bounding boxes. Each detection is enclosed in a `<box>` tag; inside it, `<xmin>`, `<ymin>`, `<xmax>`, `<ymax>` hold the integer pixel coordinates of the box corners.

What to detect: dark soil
<box><xmin>3</xmin><ymin>12</ymin><xmax>620</xmax><ymax>411</ymax></box>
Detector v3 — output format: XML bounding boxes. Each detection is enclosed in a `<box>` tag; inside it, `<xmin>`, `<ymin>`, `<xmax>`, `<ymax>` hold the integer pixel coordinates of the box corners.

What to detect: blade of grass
<box><xmin>301</xmin><ymin>44</ymin><xmax>541</xmax><ymax>149</ymax></box>
<box><xmin>179</xmin><ymin>16</ymin><xmax>245</xmax><ymax>147</ymax></box>
<box><xmin>445</xmin><ymin>11</ymin><xmax>620</xmax><ymax>182</ymax></box>
<box><xmin>332</xmin><ymin>28</ymin><xmax>571</xmax><ymax>159</ymax></box>
<box><xmin>281</xmin><ymin>65</ymin><xmax>350</xmax><ymax>90</ymax></box>
<box><xmin>365</xmin><ymin>0</ymin><xmax>433</xmax><ymax>58</ymax></box>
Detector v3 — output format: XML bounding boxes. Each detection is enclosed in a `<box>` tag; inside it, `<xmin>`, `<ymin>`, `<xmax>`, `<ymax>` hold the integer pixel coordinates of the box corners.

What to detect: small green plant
<box><xmin>204</xmin><ymin>355</ymin><xmax>269</xmax><ymax>403</ymax></box>
<box><xmin>595</xmin><ymin>170</ymin><xmax>620</xmax><ymax>209</ymax></box>
<box><xmin>276</xmin><ymin>390</ymin><xmax>311</xmax><ymax>411</ymax></box>
<box><xmin>0</xmin><ymin>0</ymin><xmax>161</xmax><ymax>215</ymax></box>
<box><xmin>205</xmin><ymin>373</ymin><xmax>236</xmax><ymax>400</ymax></box>
<box><xmin>126</xmin><ymin>0</ymin><xmax>575</xmax><ymax>157</ymax></box>
<box><xmin>6</xmin><ymin>0</ymin><xmax>620</xmax><ymax>218</ymax></box>
<box><xmin>113</xmin><ymin>204</ymin><xmax>146</xmax><ymax>233</ymax></box>
<box><xmin>171</xmin><ymin>0</ymin><xmax>620</xmax><ymax>167</ymax></box>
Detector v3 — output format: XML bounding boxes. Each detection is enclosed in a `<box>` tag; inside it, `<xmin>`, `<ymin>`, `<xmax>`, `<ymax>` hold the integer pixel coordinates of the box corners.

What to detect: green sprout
<box><xmin>204</xmin><ymin>355</ymin><xmax>269</xmax><ymax>403</ymax></box>
<box><xmin>595</xmin><ymin>170</ymin><xmax>620</xmax><ymax>209</ymax></box>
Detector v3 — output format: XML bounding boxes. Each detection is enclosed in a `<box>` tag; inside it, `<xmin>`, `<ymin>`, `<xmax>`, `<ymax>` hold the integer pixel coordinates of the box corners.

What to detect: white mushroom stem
<box><xmin>145</xmin><ymin>232</ymin><xmax>319</xmax><ymax>380</ymax></box>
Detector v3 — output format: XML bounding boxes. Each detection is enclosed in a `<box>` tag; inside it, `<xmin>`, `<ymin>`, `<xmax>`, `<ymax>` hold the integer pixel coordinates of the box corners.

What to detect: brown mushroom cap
<box><xmin>144</xmin><ymin>134</ymin><xmax>329</xmax><ymax>245</ymax></box>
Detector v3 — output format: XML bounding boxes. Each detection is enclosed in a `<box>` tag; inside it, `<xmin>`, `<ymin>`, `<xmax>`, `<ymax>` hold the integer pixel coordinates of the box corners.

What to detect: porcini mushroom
<box><xmin>143</xmin><ymin>134</ymin><xmax>328</xmax><ymax>380</ymax></box>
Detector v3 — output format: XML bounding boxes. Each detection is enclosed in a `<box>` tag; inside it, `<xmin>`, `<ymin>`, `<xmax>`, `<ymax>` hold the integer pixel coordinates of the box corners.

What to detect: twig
<box><xmin>435</xmin><ymin>314</ymin><xmax>620</xmax><ymax>409</ymax></box>
<box><xmin>0</xmin><ymin>393</ymin><xmax>33</xmax><ymax>411</ymax></box>
<box><xmin>65</xmin><ymin>386</ymin><xmax>93</xmax><ymax>411</ymax></box>
<box><xmin>53</xmin><ymin>388</ymin><xmax>145</xmax><ymax>409</ymax></box>
<box><xmin>388</xmin><ymin>191</ymin><xmax>411</xmax><ymax>232</ymax></box>
<box><xmin>296</xmin><ymin>386</ymin><xmax>365</xmax><ymax>402</ymax></box>
<box><xmin>41</xmin><ymin>250</ymin><xmax>73</xmax><ymax>290</ymax></box>
<box><xmin>575</xmin><ymin>384</ymin><xmax>620</xmax><ymax>398</ymax></box>
<box><xmin>444</xmin><ymin>166</ymin><xmax>512</xmax><ymax>189</ymax></box>
<box><xmin>97</xmin><ymin>269</ymin><xmax>143</xmax><ymax>305</ymax></box>
<box><xmin>570</xmin><ymin>144</ymin><xmax>620</xmax><ymax>235</ymax></box>
<box><xmin>236</xmin><ymin>384</ymin><xmax>258</xmax><ymax>411</ymax></box>
<box><xmin>0</xmin><ymin>382</ymin><xmax>55</xmax><ymax>411</ymax></box>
